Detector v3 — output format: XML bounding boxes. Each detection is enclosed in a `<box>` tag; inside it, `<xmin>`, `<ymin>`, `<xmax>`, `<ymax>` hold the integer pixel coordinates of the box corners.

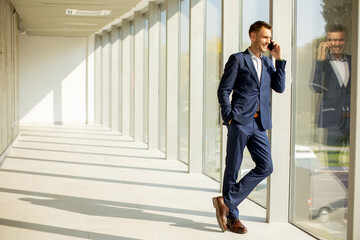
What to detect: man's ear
<box><xmin>250</xmin><ymin>32</ymin><xmax>256</xmax><ymax>41</ymax></box>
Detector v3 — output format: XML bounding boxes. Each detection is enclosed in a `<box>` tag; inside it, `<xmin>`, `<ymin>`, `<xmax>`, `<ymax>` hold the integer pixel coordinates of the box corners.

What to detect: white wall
<box><xmin>19</xmin><ymin>35</ymin><xmax>88</xmax><ymax>124</ymax></box>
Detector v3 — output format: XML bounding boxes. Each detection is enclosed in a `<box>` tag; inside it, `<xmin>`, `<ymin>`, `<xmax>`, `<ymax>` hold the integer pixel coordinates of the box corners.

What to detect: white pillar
<box><xmin>166</xmin><ymin>0</ymin><xmax>179</xmax><ymax>160</ymax></box>
<box><xmin>94</xmin><ymin>34</ymin><xmax>102</xmax><ymax>125</ymax></box>
<box><xmin>267</xmin><ymin>0</ymin><xmax>293</xmax><ymax>223</ymax></box>
<box><xmin>134</xmin><ymin>12</ymin><xmax>145</xmax><ymax>142</ymax></box>
<box><xmin>111</xmin><ymin>26</ymin><xmax>120</xmax><ymax>132</ymax></box>
<box><xmin>220</xmin><ymin>0</ymin><xmax>241</xmax><ymax>192</ymax></box>
<box><xmin>87</xmin><ymin>34</ymin><xmax>95</xmax><ymax>124</ymax></box>
<box><xmin>121</xmin><ymin>20</ymin><xmax>132</xmax><ymax>137</ymax></box>
<box><xmin>188</xmin><ymin>0</ymin><xmax>204</xmax><ymax>173</ymax></box>
<box><xmin>148</xmin><ymin>2</ymin><xmax>160</xmax><ymax>150</ymax></box>
<box><xmin>348</xmin><ymin>0</ymin><xmax>360</xmax><ymax>239</ymax></box>
<box><xmin>101</xmin><ymin>30</ymin><xmax>111</xmax><ymax>128</ymax></box>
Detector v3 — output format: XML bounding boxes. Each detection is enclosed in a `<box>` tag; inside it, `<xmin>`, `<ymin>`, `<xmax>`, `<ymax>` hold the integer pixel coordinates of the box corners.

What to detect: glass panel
<box><xmin>130</xmin><ymin>21</ymin><xmax>135</xmax><ymax>138</ymax></box>
<box><xmin>290</xmin><ymin>0</ymin><xmax>351</xmax><ymax>239</ymax></box>
<box><xmin>203</xmin><ymin>0</ymin><xmax>222</xmax><ymax>181</ymax></box>
<box><xmin>239</xmin><ymin>0</ymin><xmax>269</xmax><ymax>208</ymax></box>
<box><xmin>178</xmin><ymin>0</ymin><xmax>190</xmax><ymax>164</ymax></box>
<box><xmin>159</xmin><ymin>4</ymin><xmax>167</xmax><ymax>152</ymax></box>
<box><xmin>144</xmin><ymin>14</ymin><xmax>149</xmax><ymax>144</ymax></box>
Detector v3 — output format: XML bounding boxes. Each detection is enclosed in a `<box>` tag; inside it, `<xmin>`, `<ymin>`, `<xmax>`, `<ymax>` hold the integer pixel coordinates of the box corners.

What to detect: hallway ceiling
<box><xmin>10</xmin><ymin>0</ymin><xmax>142</xmax><ymax>37</ymax></box>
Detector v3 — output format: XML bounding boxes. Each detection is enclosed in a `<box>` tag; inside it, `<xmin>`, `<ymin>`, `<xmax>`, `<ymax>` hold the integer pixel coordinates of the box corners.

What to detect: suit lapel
<box><xmin>243</xmin><ymin>50</ymin><xmax>260</xmax><ymax>86</ymax></box>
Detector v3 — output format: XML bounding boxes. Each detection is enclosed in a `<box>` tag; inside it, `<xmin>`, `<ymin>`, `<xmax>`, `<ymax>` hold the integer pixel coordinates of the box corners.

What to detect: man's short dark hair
<box><xmin>248</xmin><ymin>21</ymin><xmax>272</xmax><ymax>36</ymax></box>
<box><xmin>326</xmin><ymin>24</ymin><xmax>348</xmax><ymax>37</ymax></box>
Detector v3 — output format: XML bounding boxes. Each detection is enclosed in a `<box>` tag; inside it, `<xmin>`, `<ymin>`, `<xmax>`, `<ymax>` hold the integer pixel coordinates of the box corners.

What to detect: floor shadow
<box><xmin>6</xmin><ymin>156</ymin><xmax>187</xmax><ymax>174</ymax></box>
<box><xmin>20</xmin><ymin>125</ymin><xmax>109</xmax><ymax>132</ymax></box>
<box><xmin>20</xmin><ymin>128</ymin><xmax>125</xmax><ymax>137</ymax></box>
<box><xmin>0</xmin><ymin>169</ymin><xmax>218</xmax><ymax>193</ymax></box>
<box><xmin>11</xmin><ymin>146</ymin><xmax>166</xmax><ymax>160</ymax></box>
<box><xmin>241</xmin><ymin>215</ymin><xmax>266</xmax><ymax>223</ymax></box>
<box><xmin>0</xmin><ymin>187</ymin><xmax>218</xmax><ymax>233</ymax></box>
<box><xmin>0</xmin><ymin>218</ymin><xmax>140</xmax><ymax>240</ymax></box>
<box><xmin>19</xmin><ymin>133</ymin><xmax>134</xmax><ymax>143</ymax></box>
<box><xmin>17</xmin><ymin>139</ymin><xmax>148</xmax><ymax>150</ymax></box>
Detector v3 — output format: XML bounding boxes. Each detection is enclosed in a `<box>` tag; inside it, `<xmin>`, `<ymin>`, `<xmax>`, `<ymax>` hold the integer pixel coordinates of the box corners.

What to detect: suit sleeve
<box><xmin>271</xmin><ymin>59</ymin><xmax>287</xmax><ymax>93</ymax></box>
<box><xmin>217</xmin><ymin>54</ymin><xmax>238</xmax><ymax>125</ymax></box>
<box><xmin>312</xmin><ymin>60</ymin><xmax>327</xmax><ymax>93</ymax></box>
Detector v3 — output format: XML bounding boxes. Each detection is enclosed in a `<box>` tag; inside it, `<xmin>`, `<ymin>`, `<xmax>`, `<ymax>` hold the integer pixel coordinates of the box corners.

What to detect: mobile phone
<box><xmin>326</xmin><ymin>48</ymin><xmax>331</xmax><ymax>59</ymax></box>
<box><xmin>268</xmin><ymin>41</ymin><xmax>275</xmax><ymax>51</ymax></box>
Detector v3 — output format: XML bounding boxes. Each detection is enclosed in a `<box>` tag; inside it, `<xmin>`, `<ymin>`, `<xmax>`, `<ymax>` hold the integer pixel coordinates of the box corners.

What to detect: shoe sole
<box><xmin>212</xmin><ymin>197</ymin><xmax>227</xmax><ymax>232</ymax></box>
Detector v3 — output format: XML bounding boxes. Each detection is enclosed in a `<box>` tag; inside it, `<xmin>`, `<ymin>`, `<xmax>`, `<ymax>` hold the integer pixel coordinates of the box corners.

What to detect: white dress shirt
<box><xmin>330</xmin><ymin>59</ymin><xmax>349</xmax><ymax>87</ymax></box>
<box><xmin>248</xmin><ymin>47</ymin><xmax>262</xmax><ymax>82</ymax></box>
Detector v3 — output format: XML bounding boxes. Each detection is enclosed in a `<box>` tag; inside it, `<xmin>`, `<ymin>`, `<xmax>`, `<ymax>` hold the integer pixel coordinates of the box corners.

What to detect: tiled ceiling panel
<box><xmin>10</xmin><ymin>0</ymin><xmax>141</xmax><ymax>37</ymax></box>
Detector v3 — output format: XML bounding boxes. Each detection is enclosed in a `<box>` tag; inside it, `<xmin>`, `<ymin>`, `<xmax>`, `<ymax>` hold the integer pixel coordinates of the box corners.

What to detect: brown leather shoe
<box><xmin>212</xmin><ymin>196</ymin><xmax>229</xmax><ymax>232</ymax></box>
<box><xmin>227</xmin><ymin>218</ymin><xmax>247</xmax><ymax>234</ymax></box>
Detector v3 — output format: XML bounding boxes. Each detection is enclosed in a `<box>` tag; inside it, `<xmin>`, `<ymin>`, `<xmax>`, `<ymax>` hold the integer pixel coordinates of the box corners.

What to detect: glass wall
<box><xmin>93</xmin><ymin>1</ymin><xmax>360</xmax><ymax>238</ymax></box>
<box><xmin>178</xmin><ymin>0</ymin><xmax>190</xmax><ymax>164</ymax></box>
<box><xmin>290</xmin><ymin>0</ymin><xmax>351</xmax><ymax>239</ymax></box>
<box><xmin>130</xmin><ymin>21</ymin><xmax>135</xmax><ymax>138</ymax></box>
<box><xmin>143</xmin><ymin>13</ymin><xmax>149</xmax><ymax>144</ymax></box>
<box><xmin>239</xmin><ymin>0</ymin><xmax>269</xmax><ymax>208</ymax></box>
<box><xmin>159</xmin><ymin>3</ymin><xmax>167</xmax><ymax>152</ymax></box>
<box><xmin>203</xmin><ymin>0</ymin><xmax>222</xmax><ymax>181</ymax></box>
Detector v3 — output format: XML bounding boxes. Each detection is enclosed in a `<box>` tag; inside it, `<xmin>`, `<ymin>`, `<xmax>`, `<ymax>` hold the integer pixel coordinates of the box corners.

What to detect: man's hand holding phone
<box><xmin>317</xmin><ymin>41</ymin><xmax>331</xmax><ymax>61</ymax></box>
<box><xmin>268</xmin><ymin>41</ymin><xmax>275</xmax><ymax>51</ymax></box>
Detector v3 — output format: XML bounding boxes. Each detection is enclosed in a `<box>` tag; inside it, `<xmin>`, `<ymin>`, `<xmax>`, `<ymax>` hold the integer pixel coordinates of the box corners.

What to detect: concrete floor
<box><xmin>0</xmin><ymin>124</ymin><xmax>316</xmax><ymax>240</ymax></box>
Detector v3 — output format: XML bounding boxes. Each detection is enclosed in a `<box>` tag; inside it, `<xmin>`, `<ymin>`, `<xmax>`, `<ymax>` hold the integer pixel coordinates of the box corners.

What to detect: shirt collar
<box><xmin>328</xmin><ymin>52</ymin><xmax>347</xmax><ymax>62</ymax></box>
<box><xmin>248</xmin><ymin>47</ymin><xmax>262</xmax><ymax>60</ymax></box>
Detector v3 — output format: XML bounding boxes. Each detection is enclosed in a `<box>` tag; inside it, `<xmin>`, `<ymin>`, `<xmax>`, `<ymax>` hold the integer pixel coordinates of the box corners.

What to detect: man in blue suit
<box><xmin>312</xmin><ymin>24</ymin><xmax>351</xmax><ymax>165</ymax></box>
<box><xmin>213</xmin><ymin>21</ymin><xmax>286</xmax><ymax>234</ymax></box>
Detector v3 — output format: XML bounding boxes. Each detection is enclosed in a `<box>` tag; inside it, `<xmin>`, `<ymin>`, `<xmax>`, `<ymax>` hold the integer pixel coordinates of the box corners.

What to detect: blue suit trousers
<box><xmin>223</xmin><ymin>117</ymin><xmax>273</xmax><ymax>219</ymax></box>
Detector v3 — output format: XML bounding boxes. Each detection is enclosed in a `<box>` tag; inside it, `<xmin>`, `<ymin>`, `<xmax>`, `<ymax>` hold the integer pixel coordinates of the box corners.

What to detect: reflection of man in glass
<box><xmin>312</xmin><ymin>24</ymin><xmax>351</xmax><ymax>165</ymax></box>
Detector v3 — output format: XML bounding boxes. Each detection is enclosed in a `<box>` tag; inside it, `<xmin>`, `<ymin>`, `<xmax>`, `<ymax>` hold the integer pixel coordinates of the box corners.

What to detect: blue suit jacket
<box><xmin>312</xmin><ymin>55</ymin><xmax>351</xmax><ymax>129</ymax></box>
<box><xmin>217</xmin><ymin>49</ymin><xmax>286</xmax><ymax>130</ymax></box>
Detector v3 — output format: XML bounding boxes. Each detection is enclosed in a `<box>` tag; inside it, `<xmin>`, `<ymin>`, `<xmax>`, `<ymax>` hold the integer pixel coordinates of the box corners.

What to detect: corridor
<box><xmin>0</xmin><ymin>124</ymin><xmax>314</xmax><ymax>240</ymax></box>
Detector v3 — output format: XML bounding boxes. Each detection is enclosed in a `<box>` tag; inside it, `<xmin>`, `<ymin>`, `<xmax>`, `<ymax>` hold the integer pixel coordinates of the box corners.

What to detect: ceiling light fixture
<box><xmin>65</xmin><ymin>9</ymin><xmax>111</xmax><ymax>17</ymax></box>
<box><xmin>65</xmin><ymin>23</ymin><xmax>98</xmax><ymax>26</ymax></box>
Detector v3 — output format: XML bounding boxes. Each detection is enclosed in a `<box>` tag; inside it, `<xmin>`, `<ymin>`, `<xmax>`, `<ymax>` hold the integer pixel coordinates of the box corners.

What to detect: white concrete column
<box><xmin>220</xmin><ymin>0</ymin><xmax>241</xmax><ymax>192</ymax></box>
<box><xmin>134</xmin><ymin>12</ymin><xmax>145</xmax><ymax>142</ymax></box>
<box><xmin>101</xmin><ymin>30</ymin><xmax>111</xmax><ymax>128</ymax></box>
<box><xmin>148</xmin><ymin>2</ymin><xmax>160</xmax><ymax>150</ymax></box>
<box><xmin>188</xmin><ymin>0</ymin><xmax>204</xmax><ymax>173</ymax></box>
<box><xmin>267</xmin><ymin>0</ymin><xmax>292</xmax><ymax>223</ymax></box>
<box><xmin>121</xmin><ymin>20</ymin><xmax>132</xmax><ymax>137</ymax></box>
<box><xmin>94</xmin><ymin>34</ymin><xmax>102</xmax><ymax>125</ymax></box>
<box><xmin>13</xmin><ymin>12</ymin><xmax>19</xmax><ymax>137</ymax></box>
<box><xmin>87</xmin><ymin>34</ymin><xmax>95</xmax><ymax>124</ymax></box>
<box><xmin>166</xmin><ymin>0</ymin><xmax>179</xmax><ymax>160</ymax></box>
<box><xmin>111</xmin><ymin>26</ymin><xmax>120</xmax><ymax>132</ymax></box>
<box><xmin>348</xmin><ymin>1</ymin><xmax>360</xmax><ymax>239</ymax></box>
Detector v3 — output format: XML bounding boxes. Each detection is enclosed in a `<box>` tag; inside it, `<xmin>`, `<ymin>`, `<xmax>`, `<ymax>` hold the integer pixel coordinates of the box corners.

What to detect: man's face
<box><xmin>327</xmin><ymin>31</ymin><xmax>346</xmax><ymax>55</ymax></box>
<box><xmin>250</xmin><ymin>27</ymin><xmax>272</xmax><ymax>53</ymax></box>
